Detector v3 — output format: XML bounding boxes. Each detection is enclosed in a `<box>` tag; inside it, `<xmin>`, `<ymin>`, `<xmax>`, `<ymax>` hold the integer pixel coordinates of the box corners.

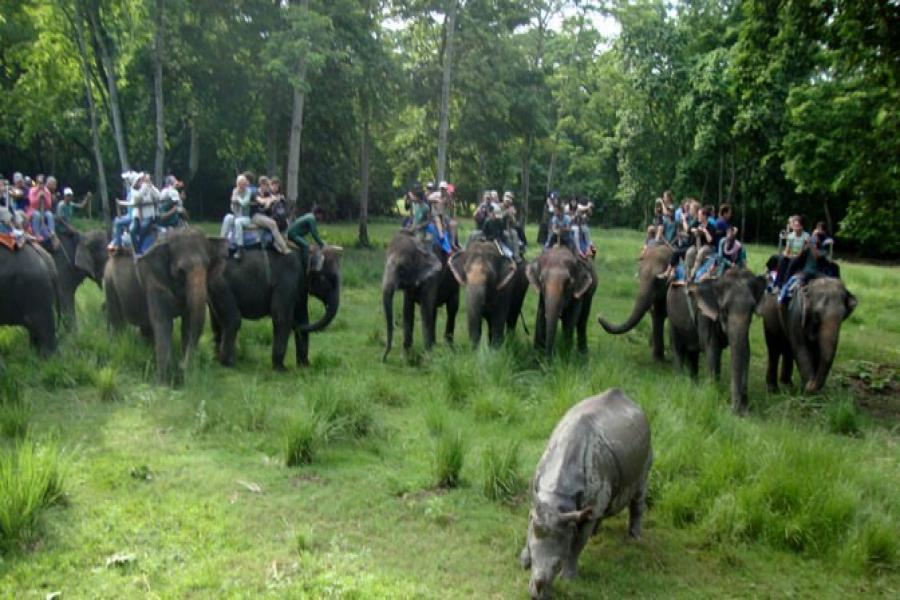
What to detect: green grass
<box><xmin>0</xmin><ymin>219</ymin><xmax>897</xmax><ymax>597</ymax></box>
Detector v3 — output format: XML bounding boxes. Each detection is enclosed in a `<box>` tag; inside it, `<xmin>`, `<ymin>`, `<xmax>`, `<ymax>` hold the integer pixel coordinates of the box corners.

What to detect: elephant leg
<box><xmin>764</xmin><ymin>330</ymin><xmax>780</xmax><ymax>393</ymax></box>
<box><xmin>706</xmin><ymin>338</ymin><xmax>722</xmax><ymax>381</ymax></box>
<box><xmin>147</xmin><ymin>299</ymin><xmax>174</xmax><ymax>385</ymax></box>
<box><xmin>669</xmin><ymin>323</ymin><xmax>685</xmax><ymax>372</ymax></box>
<box><xmin>687</xmin><ymin>349</ymin><xmax>700</xmax><ymax>379</ymax></box>
<box><xmin>28</xmin><ymin>309</ymin><xmax>57</xmax><ymax>357</ymax></box>
<box><xmin>210</xmin><ymin>311</ymin><xmax>222</xmax><ymax>349</ymax></box>
<box><xmin>780</xmin><ymin>344</ymin><xmax>794</xmax><ymax>386</ymax></box>
<box><xmin>534</xmin><ymin>296</ymin><xmax>546</xmax><ymax>351</ymax></box>
<box><xmin>445</xmin><ymin>292</ymin><xmax>458</xmax><ymax>346</ymax></box>
<box><xmin>105</xmin><ymin>286</ymin><xmax>126</xmax><ymax>333</ymax></box>
<box><xmin>420</xmin><ymin>299</ymin><xmax>436</xmax><ymax>351</ymax></box>
<box><xmin>294</xmin><ymin>299</ymin><xmax>310</xmax><ymax>367</ymax></box>
<box><xmin>576</xmin><ymin>295</ymin><xmax>594</xmax><ymax>354</ymax></box>
<box><xmin>402</xmin><ymin>291</ymin><xmax>416</xmax><ymax>353</ymax></box>
<box><xmin>272</xmin><ymin>317</ymin><xmax>291</xmax><ymax>371</ymax></box>
<box><xmin>140</xmin><ymin>325</ymin><xmax>154</xmax><ymax>342</ymax></box>
<box><xmin>651</xmin><ymin>302</ymin><xmax>666</xmax><ymax>362</ymax></box>
<box><xmin>489</xmin><ymin>311</ymin><xmax>505</xmax><ymax>347</ymax></box>
<box><xmin>793</xmin><ymin>342</ymin><xmax>816</xmax><ymax>388</ymax></box>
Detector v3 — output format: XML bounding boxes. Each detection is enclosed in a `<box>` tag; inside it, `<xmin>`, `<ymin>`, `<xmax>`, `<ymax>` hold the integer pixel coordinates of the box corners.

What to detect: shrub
<box><xmin>94</xmin><ymin>366</ymin><xmax>122</xmax><ymax>403</ymax></box>
<box><xmin>434</xmin><ymin>430</ymin><xmax>466</xmax><ymax>488</ymax></box>
<box><xmin>0</xmin><ymin>439</ymin><xmax>66</xmax><ymax>552</ymax></box>
<box><xmin>481</xmin><ymin>441</ymin><xmax>523</xmax><ymax>503</ymax></box>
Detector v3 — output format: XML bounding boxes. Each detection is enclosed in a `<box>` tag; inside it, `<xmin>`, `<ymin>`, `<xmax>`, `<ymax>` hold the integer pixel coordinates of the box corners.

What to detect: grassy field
<box><xmin>0</xmin><ymin>219</ymin><xmax>898</xmax><ymax>598</ymax></box>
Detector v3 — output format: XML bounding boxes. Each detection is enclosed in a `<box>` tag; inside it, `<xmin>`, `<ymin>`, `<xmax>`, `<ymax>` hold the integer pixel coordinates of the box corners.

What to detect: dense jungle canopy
<box><xmin>1</xmin><ymin>0</ymin><xmax>897</xmax><ymax>255</ymax></box>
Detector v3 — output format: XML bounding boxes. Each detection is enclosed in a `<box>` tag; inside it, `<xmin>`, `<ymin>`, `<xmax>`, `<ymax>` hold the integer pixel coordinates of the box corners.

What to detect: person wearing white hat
<box><xmin>56</xmin><ymin>187</ymin><xmax>90</xmax><ymax>228</ymax></box>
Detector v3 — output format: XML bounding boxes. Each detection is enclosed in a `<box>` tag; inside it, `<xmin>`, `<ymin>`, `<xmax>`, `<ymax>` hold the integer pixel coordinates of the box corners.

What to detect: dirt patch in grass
<box><xmin>836</xmin><ymin>361</ymin><xmax>900</xmax><ymax>422</ymax></box>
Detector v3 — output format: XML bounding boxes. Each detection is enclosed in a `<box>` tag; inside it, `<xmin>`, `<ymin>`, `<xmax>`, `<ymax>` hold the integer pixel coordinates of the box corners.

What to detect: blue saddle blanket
<box><xmin>227</xmin><ymin>229</ymin><xmax>274</xmax><ymax>251</ymax></box>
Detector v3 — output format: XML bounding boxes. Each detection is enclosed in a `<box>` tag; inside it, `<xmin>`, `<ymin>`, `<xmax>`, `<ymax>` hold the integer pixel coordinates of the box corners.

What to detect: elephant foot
<box><xmin>766</xmin><ymin>383</ymin><xmax>778</xmax><ymax>394</ymax></box>
<box><xmin>804</xmin><ymin>381</ymin><xmax>821</xmax><ymax>395</ymax></box>
<box><xmin>272</xmin><ymin>362</ymin><xmax>287</xmax><ymax>372</ymax></box>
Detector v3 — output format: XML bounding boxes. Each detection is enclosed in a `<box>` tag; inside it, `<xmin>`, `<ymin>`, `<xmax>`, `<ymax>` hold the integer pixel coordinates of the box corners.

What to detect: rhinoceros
<box><xmin>520</xmin><ymin>388</ymin><xmax>652</xmax><ymax>598</ymax></box>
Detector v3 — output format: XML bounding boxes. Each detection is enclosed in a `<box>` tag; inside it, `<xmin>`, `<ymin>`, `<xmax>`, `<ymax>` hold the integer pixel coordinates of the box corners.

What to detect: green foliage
<box><xmin>93</xmin><ymin>366</ymin><xmax>121</xmax><ymax>403</ymax></box>
<box><xmin>0</xmin><ymin>377</ymin><xmax>30</xmax><ymax>439</ymax></box>
<box><xmin>434</xmin><ymin>429</ymin><xmax>466</xmax><ymax>489</ymax></box>
<box><xmin>0</xmin><ymin>439</ymin><xmax>66</xmax><ymax>553</ymax></box>
<box><xmin>282</xmin><ymin>409</ymin><xmax>331</xmax><ymax>467</ymax></box>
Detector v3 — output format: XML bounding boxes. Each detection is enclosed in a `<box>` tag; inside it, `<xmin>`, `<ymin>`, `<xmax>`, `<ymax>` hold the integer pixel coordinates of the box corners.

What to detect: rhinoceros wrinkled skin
<box><xmin>520</xmin><ymin>388</ymin><xmax>652</xmax><ymax>599</ymax></box>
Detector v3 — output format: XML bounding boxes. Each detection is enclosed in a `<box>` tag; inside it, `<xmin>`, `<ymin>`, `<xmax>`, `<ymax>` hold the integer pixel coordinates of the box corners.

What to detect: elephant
<box><xmin>208</xmin><ymin>245</ymin><xmax>341</xmax><ymax>369</ymax></box>
<box><xmin>382</xmin><ymin>230</ymin><xmax>459</xmax><ymax>361</ymax></box>
<box><xmin>667</xmin><ymin>269</ymin><xmax>767</xmax><ymax>414</ymax></box>
<box><xmin>527</xmin><ymin>247</ymin><xmax>597</xmax><ymax>360</ymax></box>
<box><xmin>759</xmin><ymin>277</ymin><xmax>856</xmax><ymax>394</ymax></box>
<box><xmin>0</xmin><ymin>242</ymin><xmax>60</xmax><ymax>355</ymax></box>
<box><xmin>448</xmin><ymin>240</ymin><xmax>527</xmax><ymax>347</ymax></box>
<box><xmin>103</xmin><ymin>227</ymin><xmax>227</xmax><ymax>383</ymax></box>
<box><xmin>47</xmin><ymin>228</ymin><xmax>109</xmax><ymax>328</ymax></box>
<box><xmin>597</xmin><ymin>244</ymin><xmax>671</xmax><ymax>362</ymax></box>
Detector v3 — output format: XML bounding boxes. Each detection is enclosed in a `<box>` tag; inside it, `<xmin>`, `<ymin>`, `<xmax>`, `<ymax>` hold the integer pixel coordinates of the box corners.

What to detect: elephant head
<box><xmin>302</xmin><ymin>245</ymin><xmax>342</xmax><ymax>333</ymax></box>
<box><xmin>449</xmin><ymin>241</ymin><xmax>517</xmax><ymax>346</ymax></box>
<box><xmin>74</xmin><ymin>230</ymin><xmax>110</xmax><ymax>287</ymax></box>
<box><xmin>138</xmin><ymin>228</ymin><xmax>227</xmax><ymax>381</ymax></box>
<box><xmin>689</xmin><ymin>269</ymin><xmax>767</xmax><ymax>414</ymax></box>
<box><xmin>382</xmin><ymin>232</ymin><xmax>443</xmax><ymax>360</ymax></box>
<box><xmin>527</xmin><ymin>247</ymin><xmax>595</xmax><ymax>358</ymax></box>
<box><xmin>598</xmin><ymin>244</ymin><xmax>671</xmax><ymax>335</ymax></box>
<box><xmin>795</xmin><ymin>278</ymin><xmax>857</xmax><ymax>393</ymax></box>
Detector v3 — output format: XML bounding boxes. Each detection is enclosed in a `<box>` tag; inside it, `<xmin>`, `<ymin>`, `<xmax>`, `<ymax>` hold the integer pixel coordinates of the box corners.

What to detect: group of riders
<box><xmin>640</xmin><ymin>190</ymin><xmax>838</xmax><ymax>303</ymax></box>
<box><xmin>402</xmin><ymin>181</ymin><xmax>597</xmax><ymax>265</ymax></box>
<box><xmin>0</xmin><ymin>172</ymin><xmax>90</xmax><ymax>248</ymax></box>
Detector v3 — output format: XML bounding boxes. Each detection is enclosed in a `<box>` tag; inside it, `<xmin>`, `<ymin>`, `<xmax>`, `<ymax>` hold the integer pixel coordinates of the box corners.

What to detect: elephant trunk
<box><xmin>543</xmin><ymin>292</ymin><xmax>564</xmax><ymax>359</ymax></box>
<box><xmin>728</xmin><ymin>316</ymin><xmax>751</xmax><ymax>414</ymax></box>
<box><xmin>183</xmin><ymin>266</ymin><xmax>208</xmax><ymax>367</ymax></box>
<box><xmin>467</xmin><ymin>285</ymin><xmax>486</xmax><ymax>346</ymax></box>
<box><xmin>301</xmin><ymin>276</ymin><xmax>340</xmax><ymax>333</ymax></box>
<box><xmin>382</xmin><ymin>284</ymin><xmax>395</xmax><ymax>361</ymax></box>
<box><xmin>598</xmin><ymin>283</ymin><xmax>654</xmax><ymax>334</ymax></box>
<box><xmin>808</xmin><ymin>318</ymin><xmax>840</xmax><ymax>393</ymax></box>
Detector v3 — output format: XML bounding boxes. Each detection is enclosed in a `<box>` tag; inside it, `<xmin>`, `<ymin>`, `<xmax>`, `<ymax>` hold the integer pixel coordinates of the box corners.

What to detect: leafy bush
<box><xmin>0</xmin><ymin>439</ymin><xmax>66</xmax><ymax>552</ymax></box>
<box><xmin>434</xmin><ymin>430</ymin><xmax>466</xmax><ymax>488</ymax></box>
<box><xmin>481</xmin><ymin>441</ymin><xmax>523</xmax><ymax>503</ymax></box>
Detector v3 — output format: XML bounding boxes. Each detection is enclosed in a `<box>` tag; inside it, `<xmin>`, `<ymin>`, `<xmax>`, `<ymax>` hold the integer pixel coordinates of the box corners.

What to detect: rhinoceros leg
<box><xmin>562</xmin><ymin>519</ymin><xmax>596</xmax><ymax>580</ymax></box>
<box><xmin>628</xmin><ymin>478</ymin><xmax>648</xmax><ymax>539</ymax></box>
<box><xmin>519</xmin><ymin>544</ymin><xmax>531</xmax><ymax>570</ymax></box>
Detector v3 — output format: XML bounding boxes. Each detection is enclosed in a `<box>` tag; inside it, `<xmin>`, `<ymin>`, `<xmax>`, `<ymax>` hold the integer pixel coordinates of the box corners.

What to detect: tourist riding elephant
<box><xmin>448</xmin><ymin>240</ymin><xmax>527</xmax><ymax>347</ymax></box>
<box><xmin>103</xmin><ymin>227</ymin><xmax>227</xmax><ymax>383</ymax></box>
<box><xmin>382</xmin><ymin>230</ymin><xmax>459</xmax><ymax>361</ymax></box>
<box><xmin>527</xmin><ymin>247</ymin><xmax>597</xmax><ymax>360</ymax></box>
<box><xmin>597</xmin><ymin>244</ymin><xmax>671</xmax><ymax>362</ymax></box>
<box><xmin>677</xmin><ymin>269</ymin><xmax>767</xmax><ymax>414</ymax></box>
<box><xmin>760</xmin><ymin>277</ymin><xmax>856</xmax><ymax>394</ymax></box>
<box><xmin>208</xmin><ymin>245</ymin><xmax>341</xmax><ymax>369</ymax></box>
<box><xmin>0</xmin><ymin>243</ymin><xmax>60</xmax><ymax>355</ymax></box>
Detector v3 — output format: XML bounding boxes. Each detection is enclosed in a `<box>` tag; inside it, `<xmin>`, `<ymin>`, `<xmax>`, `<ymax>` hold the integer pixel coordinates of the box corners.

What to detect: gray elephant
<box><xmin>448</xmin><ymin>240</ymin><xmax>527</xmax><ymax>347</ymax></box>
<box><xmin>382</xmin><ymin>231</ymin><xmax>459</xmax><ymax>361</ymax></box>
<box><xmin>597</xmin><ymin>244</ymin><xmax>671</xmax><ymax>362</ymax></box>
<box><xmin>0</xmin><ymin>243</ymin><xmax>60</xmax><ymax>355</ymax></box>
<box><xmin>103</xmin><ymin>227</ymin><xmax>226</xmax><ymax>383</ymax></box>
<box><xmin>527</xmin><ymin>247</ymin><xmax>597</xmax><ymax>360</ymax></box>
<box><xmin>208</xmin><ymin>245</ymin><xmax>341</xmax><ymax>369</ymax></box>
<box><xmin>46</xmin><ymin>228</ymin><xmax>109</xmax><ymax>328</ymax></box>
<box><xmin>520</xmin><ymin>389</ymin><xmax>652</xmax><ymax>599</ymax></box>
<box><xmin>676</xmin><ymin>269</ymin><xmax>767</xmax><ymax>414</ymax></box>
<box><xmin>760</xmin><ymin>278</ymin><xmax>856</xmax><ymax>394</ymax></box>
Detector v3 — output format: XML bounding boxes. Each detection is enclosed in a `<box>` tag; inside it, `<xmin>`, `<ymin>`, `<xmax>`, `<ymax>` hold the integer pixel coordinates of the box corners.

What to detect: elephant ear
<box><xmin>844</xmin><ymin>290</ymin><xmax>858</xmax><ymax>320</ymax></box>
<box><xmin>750</xmin><ymin>275</ymin><xmax>768</xmax><ymax>312</ymax></box>
<box><xmin>449</xmin><ymin>251</ymin><xmax>467</xmax><ymax>286</ymax></box>
<box><xmin>526</xmin><ymin>259</ymin><xmax>542</xmax><ymax>294</ymax></box>
<box><xmin>497</xmin><ymin>258</ymin><xmax>517</xmax><ymax>290</ymax></box>
<box><xmin>573</xmin><ymin>263</ymin><xmax>594</xmax><ymax>299</ymax></box>
<box><xmin>138</xmin><ymin>241</ymin><xmax>172</xmax><ymax>285</ymax></box>
<box><xmin>689</xmin><ymin>281</ymin><xmax>720</xmax><ymax>321</ymax></box>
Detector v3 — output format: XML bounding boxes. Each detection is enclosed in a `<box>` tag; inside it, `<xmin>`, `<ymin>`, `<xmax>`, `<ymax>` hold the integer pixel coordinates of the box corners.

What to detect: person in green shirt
<box><xmin>287</xmin><ymin>211</ymin><xmax>326</xmax><ymax>270</ymax></box>
<box><xmin>774</xmin><ymin>215</ymin><xmax>809</xmax><ymax>289</ymax></box>
<box><xmin>56</xmin><ymin>187</ymin><xmax>90</xmax><ymax>232</ymax></box>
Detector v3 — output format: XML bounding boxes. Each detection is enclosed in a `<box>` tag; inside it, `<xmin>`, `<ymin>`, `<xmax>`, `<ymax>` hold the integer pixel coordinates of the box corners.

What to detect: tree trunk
<box><xmin>545</xmin><ymin>138</ymin><xmax>558</xmax><ymax>195</ymax></box>
<box><xmin>72</xmin><ymin>1</ymin><xmax>110</xmax><ymax>224</ymax></box>
<box><xmin>436</xmin><ymin>0</ymin><xmax>458</xmax><ymax>183</ymax></box>
<box><xmin>358</xmin><ymin>102</ymin><xmax>370</xmax><ymax>248</ymax></box>
<box><xmin>286</xmin><ymin>0</ymin><xmax>310</xmax><ymax>211</ymax></box>
<box><xmin>718</xmin><ymin>151</ymin><xmax>724</xmax><ymax>205</ymax></box>
<box><xmin>188</xmin><ymin>120</ymin><xmax>199</xmax><ymax>181</ymax></box>
<box><xmin>822</xmin><ymin>195</ymin><xmax>833</xmax><ymax>234</ymax></box>
<box><xmin>521</xmin><ymin>135</ymin><xmax>532</xmax><ymax>225</ymax></box>
<box><xmin>87</xmin><ymin>3</ymin><xmax>129</xmax><ymax>172</ymax></box>
<box><xmin>153</xmin><ymin>0</ymin><xmax>165</xmax><ymax>185</ymax></box>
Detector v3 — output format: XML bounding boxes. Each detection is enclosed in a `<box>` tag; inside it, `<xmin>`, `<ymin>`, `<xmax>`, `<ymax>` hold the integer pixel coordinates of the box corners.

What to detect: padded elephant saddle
<box><xmin>226</xmin><ymin>228</ymin><xmax>275</xmax><ymax>253</ymax></box>
<box><xmin>0</xmin><ymin>232</ymin><xmax>18</xmax><ymax>251</ymax></box>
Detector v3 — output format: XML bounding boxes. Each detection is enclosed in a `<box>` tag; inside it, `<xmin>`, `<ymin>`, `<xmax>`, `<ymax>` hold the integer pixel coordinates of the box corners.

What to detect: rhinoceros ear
<box><xmin>559</xmin><ymin>506</ymin><xmax>593</xmax><ymax>525</ymax></box>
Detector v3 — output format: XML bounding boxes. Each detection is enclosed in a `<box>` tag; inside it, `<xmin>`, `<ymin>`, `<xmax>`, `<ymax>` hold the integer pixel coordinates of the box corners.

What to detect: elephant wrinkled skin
<box><xmin>208</xmin><ymin>245</ymin><xmax>341</xmax><ymax>369</ymax></box>
<box><xmin>449</xmin><ymin>240</ymin><xmax>527</xmax><ymax>347</ymax></box>
<box><xmin>382</xmin><ymin>231</ymin><xmax>459</xmax><ymax>360</ymax></box>
<box><xmin>527</xmin><ymin>247</ymin><xmax>597</xmax><ymax>360</ymax></box>
<box><xmin>103</xmin><ymin>227</ymin><xmax>226</xmax><ymax>383</ymax></box>
<box><xmin>0</xmin><ymin>243</ymin><xmax>60</xmax><ymax>355</ymax></box>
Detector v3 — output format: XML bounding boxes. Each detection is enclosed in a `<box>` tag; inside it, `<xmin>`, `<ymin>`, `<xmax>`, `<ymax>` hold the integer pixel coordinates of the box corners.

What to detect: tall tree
<box><xmin>152</xmin><ymin>0</ymin><xmax>165</xmax><ymax>184</ymax></box>
<box><xmin>286</xmin><ymin>0</ymin><xmax>311</xmax><ymax>210</ymax></box>
<box><xmin>436</xmin><ymin>0</ymin><xmax>458</xmax><ymax>182</ymax></box>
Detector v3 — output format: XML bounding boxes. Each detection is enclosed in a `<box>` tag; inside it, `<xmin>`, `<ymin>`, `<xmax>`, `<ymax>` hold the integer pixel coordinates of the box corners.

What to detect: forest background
<box><xmin>1</xmin><ymin>0</ymin><xmax>897</xmax><ymax>255</ymax></box>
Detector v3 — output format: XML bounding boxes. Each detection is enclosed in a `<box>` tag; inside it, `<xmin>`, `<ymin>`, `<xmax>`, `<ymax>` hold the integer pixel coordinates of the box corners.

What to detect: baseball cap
<box><xmin>63</xmin><ymin>187</ymin><xmax>74</xmax><ymax>197</ymax></box>
<box><xmin>439</xmin><ymin>181</ymin><xmax>448</xmax><ymax>190</ymax></box>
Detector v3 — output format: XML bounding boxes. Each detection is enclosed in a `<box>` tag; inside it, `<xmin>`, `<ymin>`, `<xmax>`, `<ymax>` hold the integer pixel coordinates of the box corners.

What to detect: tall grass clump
<box><xmin>434</xmin><ymin>430</ymin><xmax>466</xmax><ymax>488</ymax></box>
<box><xmin>842</xmin><ymin>513</ymin><xmax>899</xmax><ymax>574</ymax></box>
<box><xmin>0</xmin><ymin>439</ymin><xmax>66</xmax><ymax>552</ymax></box>
<box><xmin>307</xmin><ymin>383</ymin><xmax>376</xmax><ymax>440</ymax></box>
<box><xmin>94</xmin><ymin>366</ymin><xmax>122</xmax><ymax>403</ymax></box>
<box><xmin>825</xmin><ymin>398</ymin><xmax>862</xmax><ymax>436</ymax></box>
<box><xmin>437</xmin><ymin>352</ymin><xmax>475</xmax><ymax>407</ymax></box>
<box><xmin>282</xmin><ymin>409</ymin><xmax>331</xmax><ymax>467</ymax></box>
<box><xmin>0</xmin><ymin>377</ymin><xmax>30</xmax><ymax>439</ymax></box>
<box><xmin>240</xmin><ymin>380</ymin><xmax>271</xmax><ymax>431</ymax></box>
<box><xmin>481</xmin><ymin>441</ymin><xmax>524</xmax><ymax>503</ymax></box>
